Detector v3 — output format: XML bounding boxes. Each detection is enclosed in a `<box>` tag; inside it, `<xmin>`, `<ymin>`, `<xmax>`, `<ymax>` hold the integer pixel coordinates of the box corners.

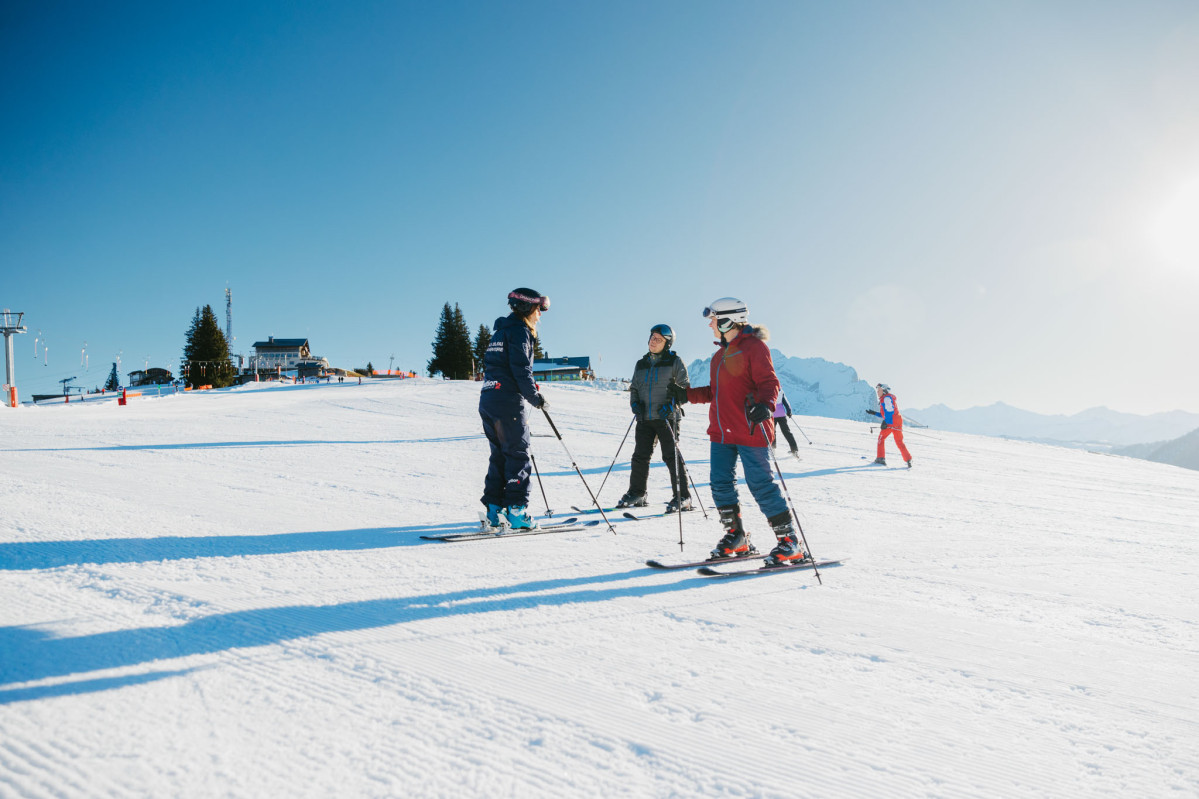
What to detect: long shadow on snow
<box><xmin>0</xmin><ymin>523</ymin><xmax>469</xmax><ymax>571</ymax></box>
<box><xmin>0</xmin><ymin>669</ymin><xmax>199</xmax><ymax>704</ymax></box>
<box><xmin>0</xmin><ymin>568</ymin><xmax>740</xmax><ymax>692</ymax></box>
<box><xmin>2</xmin><ymin>435</ymin><xmax>484</xmax><ymax>453</ymax></box>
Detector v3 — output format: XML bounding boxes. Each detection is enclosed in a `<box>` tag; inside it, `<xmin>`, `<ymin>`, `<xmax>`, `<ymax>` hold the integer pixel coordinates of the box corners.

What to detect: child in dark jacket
<box><xmin>617</xmin><ymin>324</ymin><xmax>692</xmax><ymax>513</ymax></box>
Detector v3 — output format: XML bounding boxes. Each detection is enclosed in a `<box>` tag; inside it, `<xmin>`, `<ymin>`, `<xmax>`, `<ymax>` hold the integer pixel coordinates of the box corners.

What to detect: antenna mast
<box><xmin>225</xmin><ymin>287</ymin><xmax>234</xmax><ymax>346</ymax></box>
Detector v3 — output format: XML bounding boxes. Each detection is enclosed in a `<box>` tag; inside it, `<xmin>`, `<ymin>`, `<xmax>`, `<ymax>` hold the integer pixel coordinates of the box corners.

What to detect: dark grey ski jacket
<box><xmin>629</xmin><ymin>351</ymin><xmax>690</xmax><ymax>421</ymax></box>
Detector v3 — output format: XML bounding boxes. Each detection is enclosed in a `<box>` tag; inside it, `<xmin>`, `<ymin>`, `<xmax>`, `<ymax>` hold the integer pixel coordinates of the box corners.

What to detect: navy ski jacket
<box><xmin>480</xmin><ymin>314</ymin><xmax>542</xmax><ymax>406</ymax></box>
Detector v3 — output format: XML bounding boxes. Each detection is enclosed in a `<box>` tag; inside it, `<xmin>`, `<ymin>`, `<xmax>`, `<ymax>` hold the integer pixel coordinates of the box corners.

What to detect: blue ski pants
<box><xmin>708</xmin><ymin>441</ymin><xmax>788</xmax><ymax>518</ymax></box>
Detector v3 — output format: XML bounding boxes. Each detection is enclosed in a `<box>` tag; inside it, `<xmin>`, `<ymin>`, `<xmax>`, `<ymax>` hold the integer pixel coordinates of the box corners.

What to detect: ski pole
<box><xmin>870</xmin><ymin>424</ymin><xmax>941</xmax><ymax>441</ymax></box>
<box><xmin>530</xmin><ymin>453</ymin><xmax>553</xmax><ymax>517</ymax></box>
<box><xmin>596</xmin><ymin>415</ymin><xmax>636</xmax><ymax>500</ymax></box>
<box><xmin>791</xmin><ymin>418</ymin><xmax>813</xmax><ymax>445</ymax></box>
<box><xmin>661</xmin><ymin>414</ymin><xmax>709</xmax><ymax>520</ymax></box>
<box><xmin>759</xmin><ymin>421</ymin><xmax>822</xmax><ymax>585</ymax></box>
<box><xmin>662</xmin><ymin>416</ymin><xmax>686</xmax><ymax>551</ymax></box>
<box><xmin>541</xmin><ymin>407</ymin><xmax>617</xmax><ymax>535</ymax></box>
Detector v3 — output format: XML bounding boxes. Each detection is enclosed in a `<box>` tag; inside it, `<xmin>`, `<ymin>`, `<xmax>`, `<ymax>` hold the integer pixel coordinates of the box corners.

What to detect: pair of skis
<box><xmin>418</xmin><ymin>513</ymin><xmax>589</xmax><ymax>543</ymax></box>
<box><xmin>646</xmin><ymin>554</ymin><xmax>843</xmax><ymax>578</ymax></box>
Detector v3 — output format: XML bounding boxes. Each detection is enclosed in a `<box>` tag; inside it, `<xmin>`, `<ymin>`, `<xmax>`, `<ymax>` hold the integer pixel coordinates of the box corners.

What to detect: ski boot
<box><xmin>616</xmin><ymin>492</ymin><xmax>648</xmax><ymax>508</ymax></box>
<box><xmin>665</xmin><ymin>495</ymin><xmax>693</xmax><ymax>514</ymax></box>
<box><xmin>709</xmin><ymin>505</ymin><xmax>758</xmax><ymax>560</ymax></box>
<box><xmin>485</xmin><ymin>503</ymin><xmax>505</xmax><ymax>529</ymax></box>
<box><xmin>789</xmin><ymin>448</ymin><xmax>801</xmax><ymax>460</ymax></box>
<box><xmin>905</xmin><ymin>458</ymin><xmax>913</xmax><ymax>469</ymax></box>
<box><xmin>764</xmin><ymin>510</ymin><xmax>809</xmax><ymax>566</ymax></box>
<box><xmin>872</xmin><ymin>457</ymin><xmax>887</xmax><ymax>466</ymax></box>
<box><xmin>504</xmin><ymin>505</ymin><xmax>538</xmax><ymax>530</ymax></box>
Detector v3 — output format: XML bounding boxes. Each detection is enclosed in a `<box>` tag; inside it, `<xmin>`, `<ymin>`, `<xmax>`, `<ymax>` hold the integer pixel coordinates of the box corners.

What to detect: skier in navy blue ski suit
<box><xmin>479</xmin><ymin>288</ymin><xmax>550</xmax><ymax>529</ymax></box>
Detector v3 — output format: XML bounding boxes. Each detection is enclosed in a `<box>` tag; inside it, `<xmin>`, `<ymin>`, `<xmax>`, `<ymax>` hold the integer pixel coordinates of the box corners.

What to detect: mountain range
<box><xmin>684</xmin><ymin>347</ymin><xmax>1199</xmax><ymax>467</ymax></box>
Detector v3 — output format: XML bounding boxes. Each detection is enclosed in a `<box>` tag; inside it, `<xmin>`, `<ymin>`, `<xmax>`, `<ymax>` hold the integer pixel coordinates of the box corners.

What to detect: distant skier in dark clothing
<box><xmin>479</xmin><ymin>288</ymin><xmax>550</xmax><ymax>529</ymax></box>
<box><xmin>771</xmin><ymin>390</ymin><xmax>801</xmax><ymax>459</ymax></box>
<box><xmin>617</xmin><ymin>324</ymin><xmax>693</xmax><ymax>513</ymax></box>
<box><xmin>869</xmin><ymin>382</ymin><xmax>912</xmax><ymax>468</ymax></box>
<box><xmin>669</xmin><ymin>297</ymin><xmax>809</xmax><ymax>566</ymax></box>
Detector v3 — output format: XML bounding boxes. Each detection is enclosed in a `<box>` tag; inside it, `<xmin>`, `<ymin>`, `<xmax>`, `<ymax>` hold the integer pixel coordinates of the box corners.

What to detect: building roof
<box><xmin>252</xmin><ymin>338</ymin><xmax>309</xmax><ymax>349</ymax></box>
<box><xmin>533</xmin><ymin>356</ymin><xmax>591</xmax><ymax>369</ymax></box>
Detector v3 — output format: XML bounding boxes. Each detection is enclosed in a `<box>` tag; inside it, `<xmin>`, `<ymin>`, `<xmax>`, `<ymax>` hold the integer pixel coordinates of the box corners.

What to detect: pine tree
<box><xmin>428</xmin><ymin>302</ymin><xmax>474</xmax><ymax>379</ymax></box>
<box><xmin>473</xmin><ymin>324</ymin><xmax>491</xmax><ymax>375</ymax></box>
<box><xmin>450</xmin><ymin>304</ymin><xmax>473</xmax><ymax>378</ymax></box>
<box><xmin>183</xmin><ymin>304</ymin><xmax>234</xmax><ymax>388</ymax></box>
<box><xmin>104</xmin><ymin>363</ymin><xmax>120</xmax><ymax>391</ymax></box>
<box><xmin>533</xmin><ymin>333</ymin><xmax>546</xmax><ymax>361</ymax></box>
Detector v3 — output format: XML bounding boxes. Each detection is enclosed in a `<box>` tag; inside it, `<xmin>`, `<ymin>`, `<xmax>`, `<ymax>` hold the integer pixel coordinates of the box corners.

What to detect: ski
<box><xmin>645</xmin><ymin>554</ymin><xmax>764</xmax><ymax>570</ymax></box>
<box><xmin>620</xmin><ymin>508</ymin><xmax>694</xmax><ymax>522</ymax></box>
<box><xmin>420</xmin><ymin>516</ymin><xmax>582</xmax><ymax>542</ymax></box>
<box><xmin>696</xmin><ymin>558</ymin><xmax>844</xmax><ymax>578</ymax></box>
<box><xmin>570</xmin><ymin>504</ymin><xmax>627</xmax><ymax>516</ymax></box>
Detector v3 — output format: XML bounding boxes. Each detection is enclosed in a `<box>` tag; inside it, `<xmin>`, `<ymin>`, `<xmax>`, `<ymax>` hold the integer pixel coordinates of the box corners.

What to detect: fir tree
<box><xmin>104</xmin><ymin>363</ymin><xmax>120</xmax><ymax>391</ymax></box>
<box><xmin>427</xmin><ymin>302</ymin><xmax>474</xmax><ymax>379</ymax></box>
<box><xmin>183</xmin><ymin>304</ymin><xmax>234</xmax><ymax>388</ymax></box>
<box><xmin>473</xmin><ymin>324</ymin><xmax>491</xmax><ymax>375</ymax></box>
<box><xmin>533</xmin><ymin>333</ymin><xmax>546</xmax><ymax>361</ymax></box>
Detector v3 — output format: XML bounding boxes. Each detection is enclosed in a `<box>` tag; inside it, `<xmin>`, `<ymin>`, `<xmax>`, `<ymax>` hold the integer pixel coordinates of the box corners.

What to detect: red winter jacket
<box><xmin>685</xmin><ymin>325</ymin><xmax>780</xmax><ymax>447</ymax></box>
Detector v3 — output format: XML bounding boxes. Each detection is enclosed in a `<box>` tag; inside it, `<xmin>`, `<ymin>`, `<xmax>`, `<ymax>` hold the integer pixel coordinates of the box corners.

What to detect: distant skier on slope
<box><xmin>617</xmin><ymin>323</ymin><xmax>693</xmax><ymax>513</ymax></box>
<box><xmin>479</xmin><ymin>288</ymin><xmax>551</xmax><ymax>529</ymax></box>
<box><xmin>771</xmin><ymin>390</ymin><xmax>801</xmax><ymax>459</ymax></box>
<box><xmin>667</xmin><ymin>297</ymin><xmax>809</xmax><ymax>566</ymax></box>
<box><xmin>868</xmin><ymin>382</ymin><xmax>913</xmax><ymax>468</ymax></box>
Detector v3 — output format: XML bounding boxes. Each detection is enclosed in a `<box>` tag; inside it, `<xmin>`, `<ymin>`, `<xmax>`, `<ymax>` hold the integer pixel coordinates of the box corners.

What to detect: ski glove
<box><xmin>880</xmin><ymin>422</ymin><xmax>890</xmax><ymax>430</ymax></box>
<box><xmin>866</xmin><ymin>409</ymin><xmax>880</xmax><ymax>417</ymax></box>
<box><xmin>666</xmin><ymin>383</ymin><xmax>688</xmax><ymax>404</ymax></box>
<box><xmin>745</xmin><ymin>401</ymin><xmax>772</xmax><ymax>426</ymax></box>
<box><xmin>631</xmin><ymin>401</ymin><xmax>644</xmax><ymax>417</ymax></box>
<box><xmin>657</xmin><ymin>403</ymin><xmax>675</xmax><ymax>420</ymax></box>
<box><xmin>534</xmin><ymin>393</ymin><xmax>549</xmax><ymax>410</ymax></box>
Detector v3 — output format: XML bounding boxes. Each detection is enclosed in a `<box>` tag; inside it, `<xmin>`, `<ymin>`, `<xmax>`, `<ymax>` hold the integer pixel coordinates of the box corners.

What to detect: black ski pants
<box><xmin>627</xmin><ymin>418</ymin><xmax>689</xmax><ymax>500</ymax></box>
<box><xmin>772</xmin><ymin>416</ymin><xmax>799</xmax><ymax>451</ymax></box>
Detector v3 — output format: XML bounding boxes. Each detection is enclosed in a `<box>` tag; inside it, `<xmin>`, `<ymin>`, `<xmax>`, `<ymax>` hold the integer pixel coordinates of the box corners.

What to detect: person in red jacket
<box><xmin>872</xmin><ymin>382</ymin><xmax>912</xmax><ymax>468</ymax></box>
<box><xmin>668</xmin><ymin>297</ymin><xmax>808</xmax><ymax>565</ymax></box>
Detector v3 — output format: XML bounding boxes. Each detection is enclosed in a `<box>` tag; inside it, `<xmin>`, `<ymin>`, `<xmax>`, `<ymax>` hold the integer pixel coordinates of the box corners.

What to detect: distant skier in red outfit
<box><xmin>871</xmin><ymin>383</ymin><xmax>912</xmax><ymax>468</ymax></box>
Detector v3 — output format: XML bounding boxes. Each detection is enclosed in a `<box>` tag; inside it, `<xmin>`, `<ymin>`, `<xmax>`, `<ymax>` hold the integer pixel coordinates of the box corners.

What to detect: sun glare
<box><xmin>1148</xmin><ymin>174</ymin><xmax>1199</xmax><ymax>273</ymax></box>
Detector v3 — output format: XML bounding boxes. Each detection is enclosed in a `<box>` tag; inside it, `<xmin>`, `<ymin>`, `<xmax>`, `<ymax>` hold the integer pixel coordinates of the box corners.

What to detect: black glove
<box><xmin>881</xmin><ymin>422</ymin><xmax>890</xmax><ymax>430</ymax></box>
<box><xmin>866</xmin><ymin>409</ymin><xmax>880</xmax><ymax>417</ymax></box>
<box><xmin>534</xmin><ymin>393</ymin><xmax>549</xmax><ymax>410</ymax></box>
<box><xmin>631</xmin><ymin>400</ymin><xmax>644</xmax><ymax>417</ymax></box>
<box><xmin>745</xmin><ymin>401</ymin><xmax>772</xmax><ymax>426</ymax></box>
<box><xmin>666</xmin><ymin>383</ymin><xmax>688</xmax><ymax>404</ymax></box>
<box><xmin>657</xmin><ymin>402</ymin><xmax>675</xmax><ymax>420</ymax></box>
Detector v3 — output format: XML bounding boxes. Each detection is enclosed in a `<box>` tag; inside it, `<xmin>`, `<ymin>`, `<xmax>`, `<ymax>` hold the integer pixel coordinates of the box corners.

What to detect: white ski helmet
<box><xmin>703</xmin><ymin>297</ymin><xmax>749</xmax><ymax>332</ymax></box>
<box><xmin>875</xmin><ymin>383</ymin><xmax>891</xmax><ymax>393</ymax></box>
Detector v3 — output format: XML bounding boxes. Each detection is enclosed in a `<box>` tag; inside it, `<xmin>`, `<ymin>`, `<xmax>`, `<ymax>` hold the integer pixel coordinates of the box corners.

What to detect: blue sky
<box><xmin>3</xmin><ymin>0</ymin><xmax>1197</xmax><ymax>414</ymax></box>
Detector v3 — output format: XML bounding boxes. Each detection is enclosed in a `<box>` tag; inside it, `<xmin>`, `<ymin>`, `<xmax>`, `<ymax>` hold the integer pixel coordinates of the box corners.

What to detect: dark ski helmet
<box><xmin>649</xmin><ymin>323</ymin><xmax>674</xmax><ymax>350</ymax></box>
<box><xmin>508</xmin><ymin>288</ymin><xmax>550</xmax><ymax>315</ymax></box>
<box><xmin>703</xmin><ymin>297</ymin><xmax>748</xmax><ymax>332</ymax></box>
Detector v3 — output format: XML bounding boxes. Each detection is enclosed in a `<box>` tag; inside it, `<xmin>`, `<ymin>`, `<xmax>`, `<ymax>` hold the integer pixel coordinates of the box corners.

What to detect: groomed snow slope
<box><xmin>2</xmin><ymin>379</ymin><xmax>1197</xmax><ymax>798</ymax></box>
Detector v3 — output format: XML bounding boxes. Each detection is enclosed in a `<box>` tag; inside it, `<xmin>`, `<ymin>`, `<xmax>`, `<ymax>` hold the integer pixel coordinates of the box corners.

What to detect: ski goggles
<box><xmin>509</xmin><ymin>291</ymin><xmax>550</xmax><ymax>311</ymax></box>
<box><xmin>703</xmin><ymin>304</ymin><xmax>746</xmax><ymax>319</ymax></box>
